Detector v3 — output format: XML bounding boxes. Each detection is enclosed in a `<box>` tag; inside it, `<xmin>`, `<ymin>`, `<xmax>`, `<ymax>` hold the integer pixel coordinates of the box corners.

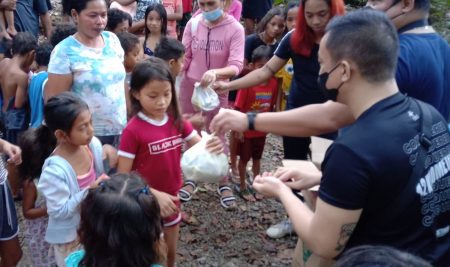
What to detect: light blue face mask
<box><xmin>203</xmin><ymin>7</ymin><xmax>223</xmax><ymax>22</ymax></box>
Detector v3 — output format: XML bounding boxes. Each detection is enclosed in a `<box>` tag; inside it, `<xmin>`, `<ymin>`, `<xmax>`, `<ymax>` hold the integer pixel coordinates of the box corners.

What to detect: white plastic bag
<box><xmin>181</xmin><ymin>132</ymin><xmax>228</xmax><ymax>183</ymax></box>
<box><xmin>191</xmin><ymin>82</ymin><xmax>220</xmax><ymax>111</ymax></box>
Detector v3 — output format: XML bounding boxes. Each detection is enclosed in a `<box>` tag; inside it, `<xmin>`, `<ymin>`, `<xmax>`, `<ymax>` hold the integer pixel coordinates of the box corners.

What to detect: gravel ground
<box><xmin>16</xmin><ymin>134</ymin><xmax>298</xmax><ymax>267</ymax></box>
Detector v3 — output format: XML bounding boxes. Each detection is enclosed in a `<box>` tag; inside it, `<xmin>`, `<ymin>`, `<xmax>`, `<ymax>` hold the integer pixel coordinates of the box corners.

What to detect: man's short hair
<box><xmin>35</xmin><ymin>42</ymin><xmax>53</xmax><ymax>67</ymax></box>
<box><xmin>116</xmin><ymin>32</ymin><xmax>140</xmax><ymax>54</ymax></box>
<box><xmin>12</xmin><ymin>32</ymin><xmax>37</xmax><ymax>56</ymax></box>
<box><xmin>325</xmin><ymin>9</ymin><xmax>398</xmax><ymax>83</ymax></box>
<box><xmin>154</xmin><ymin>37</ymin><xmax>185</xmax><ymax>61</ymax></box>
<box><xmin>414</xmin><ymin>0</ymin><xmax>430</xmax><ymax>11</ymax></box>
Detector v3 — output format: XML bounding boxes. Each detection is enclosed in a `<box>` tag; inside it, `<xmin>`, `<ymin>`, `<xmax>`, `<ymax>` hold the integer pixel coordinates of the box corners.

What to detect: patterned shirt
<box><xmin>48</xmin><ymin>31</ymin><xmax>127</xmax><ymax>136</ymax></box>
<box><xmin>0</xmin><ymin>157</ymin><xmax>7</xmax><ymax>184</ymax></box>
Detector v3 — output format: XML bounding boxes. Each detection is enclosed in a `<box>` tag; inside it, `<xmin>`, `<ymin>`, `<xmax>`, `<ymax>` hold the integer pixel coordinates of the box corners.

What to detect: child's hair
<box><xmin>17</xmin><ymin>92</ymin><xmax>88</xmax><ymax>181</ymax></box>
<box><xmin>11</xmin><ymin>32</ymin><xmax>37</xmax><ymax>56</ymax></box>
<box><xmin>107</xmin><ymin>8</ymin><xmax>132</xmax><ymax>32</ymax></box>
<box><xmin>256</xmin><ymin>6</ymin><xmax>285</xmax><ymax>34</ymax></box>
<box><xmin>129</xmin><ymin>57</ymin><xmax>182</xmax><ymax>130</ymax></box>
<box><xmin>35</xmin><ymin>42</ymin><xmax>53</xmax><ymax>67</ymax></box>
<box><xmin>78</xmin><ymin>173</ymin><xmax>165</xmax><ymax>267</ymax></box>
<box><xmin>285</xmin><ymin>1</ymin><xmax>300</xmax><ymax>17</ymax></box>
<box><xmin>117</xmin><ymin>32</ymin><xmax>140</xmax><ymax>54</ymax></box>
<box><xmin>18</xmin><ymin>128</ymin><xmax>56</xmax><ymax>182</ymax></box>
<box><xmin>144</xmin><ymin>3</ymin><xmax>168</xmax><ymax>38</ymax></box>
<box><xmin>50</xmin><ymin>23</ymin><xmax>77</xmax><ymax>46</ymax></box>
<box><xmin>251</xmin><ymin>45</ymin><xmax>272</xmax><ymax>63</ymax></box>
<box><xmin>44</xmin><ymin>92</ymin><xmax>90</xmax><ymax>134</ymax></box>
<box><xmin>154</xmin><ymin>37</ymin><xmax>185</xmax><ymax>62</ymax></box>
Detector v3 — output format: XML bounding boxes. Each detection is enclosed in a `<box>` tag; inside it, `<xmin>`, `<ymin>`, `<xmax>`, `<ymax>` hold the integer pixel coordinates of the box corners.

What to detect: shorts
<box><xmin>163</xmin><ymin>199</ymin><xmax>181</xmax><ymax>227</ymax></box>
<box><xmin>0</xmin><ymin>181</ymin><xmax>19</xmax><ymax>241</ymax></box>
<box><xmin>238</xmin><ymin>136</ymin><xmax>266</xmax><ymax>163</ymax></box>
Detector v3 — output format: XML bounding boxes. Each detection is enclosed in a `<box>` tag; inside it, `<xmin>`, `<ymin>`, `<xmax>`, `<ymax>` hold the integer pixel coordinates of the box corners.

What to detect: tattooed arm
<box><xmin>253</xmin><ymin>174</ymin><xmax>362</xmax><ymax>259</ymax></box>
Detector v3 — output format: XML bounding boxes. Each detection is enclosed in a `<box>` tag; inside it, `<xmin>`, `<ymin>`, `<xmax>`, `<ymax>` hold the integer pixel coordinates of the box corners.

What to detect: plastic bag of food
<box><xmin>181</xmin><ymin>132</ymin><xmax>228</xmax><ymax>183</ymax></box>
<box><xmin>191</xmin><ymin>82</ymin><xmax>220</xmax><ymax>111</ymax></box>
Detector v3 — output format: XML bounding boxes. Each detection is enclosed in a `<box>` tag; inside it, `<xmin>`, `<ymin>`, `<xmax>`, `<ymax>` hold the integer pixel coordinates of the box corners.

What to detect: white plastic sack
<box><xmin>181</xmin><ymin>132</ymin><xmax>228</xmax><ymax>183</ymax></box>
<box><xmin>191</xmin><ymin>82</ymin><xmax>220</xmax><ymax>111</ymax></box>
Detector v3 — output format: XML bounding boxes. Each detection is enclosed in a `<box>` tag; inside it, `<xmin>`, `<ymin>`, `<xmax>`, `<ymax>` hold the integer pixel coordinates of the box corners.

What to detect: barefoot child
<box><xmin>117</xmin><ymin>58</ymin><xmax>223</xmax><ymax>267</ymax></box>
<box><xmin>0</xmin><ymin>32</ymin><xmax>37</xmax><ymax>144</ymax></box>
<box><xmin>66</xmin><ymin>173</ymin><xmax>165</xmax><ymax>267</ymax></box>
<box><xmin>37</xmin><ymin>93</ymin><xmax>109</xmax><ymax>266</ymax></box>
<box><xmin>234</xmin><ymin>45</ymin><xmax>278</xmax><ymax>201</ymax></box>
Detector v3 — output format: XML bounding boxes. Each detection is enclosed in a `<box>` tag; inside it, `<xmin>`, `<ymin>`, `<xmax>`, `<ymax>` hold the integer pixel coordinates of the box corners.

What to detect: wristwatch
<box><xmin>247</xmin><ymin>112</ymin><xmax>257</xmax><ymax>130</ymax></box>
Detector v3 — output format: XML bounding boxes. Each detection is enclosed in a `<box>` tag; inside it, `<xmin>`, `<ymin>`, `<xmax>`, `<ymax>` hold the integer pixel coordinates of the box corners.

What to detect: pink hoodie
<box><xmin>182</xmin><ymin>14</ymin><xmax>245</xmax><ymax>81</ymax></box>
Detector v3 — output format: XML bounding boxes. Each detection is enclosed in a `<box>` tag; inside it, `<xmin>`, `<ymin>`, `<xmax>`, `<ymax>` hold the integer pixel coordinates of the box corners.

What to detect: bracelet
<box><xmin>247</xmin><ymin>112</ymin><xmax>257</xmax><ymax>130</ymax></box>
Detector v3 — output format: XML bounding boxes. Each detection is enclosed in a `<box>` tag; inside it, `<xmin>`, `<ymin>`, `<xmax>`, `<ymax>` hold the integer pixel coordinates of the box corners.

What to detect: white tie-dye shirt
<box><xmin>48</xmin><ymin>31</ymin><xmax>126</xmax><ymax>136</ymax></box>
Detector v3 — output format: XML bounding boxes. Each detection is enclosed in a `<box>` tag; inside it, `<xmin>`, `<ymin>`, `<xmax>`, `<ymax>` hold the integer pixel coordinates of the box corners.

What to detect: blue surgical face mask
<box><xmin>203</xmin><ymin>7</ymin><xmax>223</xmax><ymax>22</ymax></box>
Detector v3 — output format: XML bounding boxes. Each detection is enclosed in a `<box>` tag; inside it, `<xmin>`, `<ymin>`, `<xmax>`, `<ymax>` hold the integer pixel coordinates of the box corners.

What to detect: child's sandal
<box><xmin>179</xmin><ymin>180</ymin><xmax>197</xmax><ymax>202</ymax></box>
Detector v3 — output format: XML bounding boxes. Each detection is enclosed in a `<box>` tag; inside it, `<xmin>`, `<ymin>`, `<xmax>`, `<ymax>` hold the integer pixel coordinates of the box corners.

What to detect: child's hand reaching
<box><xmin>90</xmin><ymin>173</ymin><xmax>110</xmax><ymax>189</ymax></box>
<box><xmin>205</xmin><ymin>134</ymin><xmax>223</xmax><ymax>154</ymax></box>
<box><xmin>102</xmin><ymin>144</ymin><xmax>118</xmax><ymax>169</ymax></box>
<box><xmin>151</xmin><ymin>189</ymin><xmax>180</xmax><ymax>218</ymax></box>
<box><xmin>183</xmin><ymin>113</ymin><xmax>205</xmax><ymax>129</ymax></box>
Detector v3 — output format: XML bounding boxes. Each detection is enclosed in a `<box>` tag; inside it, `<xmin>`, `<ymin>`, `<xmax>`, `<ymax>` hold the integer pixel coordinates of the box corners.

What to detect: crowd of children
<box><xmin>0</xmin><ymin>0</ymin><xmax>447</xmax><ymax>265</ymax></box>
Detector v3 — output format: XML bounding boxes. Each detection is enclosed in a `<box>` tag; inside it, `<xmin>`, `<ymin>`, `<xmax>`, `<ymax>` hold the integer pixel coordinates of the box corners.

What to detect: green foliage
<box><xmin>344</xmin><ymin>0</ymin><xmax>366</xmax><ymax>7</ymax></box>
<box><xmin>429</xmin><ymin>0</ymin><xmax>450</xmax><ymax>42</ymax></box>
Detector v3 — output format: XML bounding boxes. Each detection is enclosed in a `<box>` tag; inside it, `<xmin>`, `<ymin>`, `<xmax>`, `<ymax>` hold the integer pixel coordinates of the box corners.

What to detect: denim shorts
<box><xmin>0</xmin><ymin>181</ymin><xmax>19</xmax><ymax>240</ymax></box>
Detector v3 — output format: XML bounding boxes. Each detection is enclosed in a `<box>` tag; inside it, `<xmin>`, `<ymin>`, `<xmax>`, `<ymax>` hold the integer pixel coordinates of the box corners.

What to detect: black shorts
<box><xmin>0</xmin><ymin>181</ymin><xmax>19</xmax><ymax>241</ymax></box>
<box><xmin>238</xmin><ymin>136</ymin><xmax>266</xmax><ymax>162</ymax></box>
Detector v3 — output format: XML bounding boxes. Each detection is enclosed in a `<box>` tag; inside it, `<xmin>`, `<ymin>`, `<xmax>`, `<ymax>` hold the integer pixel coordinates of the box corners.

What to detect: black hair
<box><xmin>18</xmin><ymin>128</ymin><xmax>56</xmax><ymax>181</ymax></box>
<box><xmin>11</xmin><ymin>32</ymin><xmax>37</xmax><ymax>56</ymax></box>
<box><xmin>117</xmin><ymin>32</ymin><xmax>140</xmax><ymax>54</ymax></box>
<box><xmin>251</xmin><ymin>45</ymin><xmax>272</xmax><ymax>63</ymax></box>
<box><xmin>106</xmin><ymin>8</ymin><xmax>132</xmax><ymax>32</ymax></box>
<box><xmin>18</xmin><ymin>92</ymin><xmax>89</xmax><ymax>181</ymax></box>
<box><xmin>335</xmin><ymin>245</ymin><xmax>433</xmax><ymax>267</ymax></box>
<box><xmin>64</xmin><ymin>0</ymin><xmax>107</xmax><ymax>14</ymax></box>
<box><xmin>78</xmin><ymin>173</ymin><xmax>165</xmax><ymax>267</ymax></box>
<box><xmin>154</xmin><ymin>37</ymin><xmax>185</xmax><ymax>62</ymax></box>
<box><xmin>44</xmin><ymin>92</ymin><xmax>90</xmax><ymax>134</ymax></box>
<box><xmin>35</xmin><ymin>42</ymin><xmax>53</xmax><ymax>67</ymax></box>
<box><xmin>256</xmin><ymin>6</ymin><xmax>285</xmax><ymax>34</ymax></box>
<box><xmin>129</xmin><ymin>57</ymin><xmax>182</xmax><ymax>130</ymax></box>
<box><xmin>284</xmin><ymin>0</ymin><xmax>300</xmax><ymax>17</ymax></box>
<box><xmin>325</xmin><ymin>9</ymin><xmax>398</xmax><ymax>83</ymax></box>
<box><xmin>1</xmin><ymin>38</ymin><xmax>12</xmax><ymax>58</ymax></box>
<box><xmin>414</xmin><ymin>0</ymin><xmax>430</xmax><ymax>11</ymax></box>
<box><xmin>144</xmin><ymin>3</ymin><xmax>168</xmax><ymax>40</ymax></box>
<box><xmin>50</xmin><ymin>23</ymin><xmax>77</xmax><ymax>46</ymax></box>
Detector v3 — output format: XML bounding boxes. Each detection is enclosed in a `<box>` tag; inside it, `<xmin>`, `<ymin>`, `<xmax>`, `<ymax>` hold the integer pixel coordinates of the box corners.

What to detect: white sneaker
<box><xmin>266</xmin><ymin>219</ymin><xmax>295</xmax><ymax>238</ymax></box>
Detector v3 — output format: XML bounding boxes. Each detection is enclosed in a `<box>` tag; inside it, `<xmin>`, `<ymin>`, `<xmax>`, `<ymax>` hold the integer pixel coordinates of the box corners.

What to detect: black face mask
<box><xmin>317</xmin><ymin>63</ymin><xmax>344</xmax><ymax>102</ymax></box>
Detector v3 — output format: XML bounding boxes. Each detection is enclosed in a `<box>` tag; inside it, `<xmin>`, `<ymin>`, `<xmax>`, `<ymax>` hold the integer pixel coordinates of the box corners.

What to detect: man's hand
<box><xmin>274</xmin><ymin>167</ymin><xmax>322</xmax><ymax>190</ymax></box>
<box><xmin>252</xmin><ymin>172</ymin><xmax>290</xmax><ymax>198</ymax></box>
<box><xmin>209</xmin><ymin>108</ymin><xmax>248</xmax><ymax>135</ymax></box>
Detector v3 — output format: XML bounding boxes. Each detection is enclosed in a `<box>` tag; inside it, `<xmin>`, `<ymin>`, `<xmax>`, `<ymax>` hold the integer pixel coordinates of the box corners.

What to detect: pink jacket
<box><xmin>182</xmin><ymin>14</ymin><xmax>245</xmax><ymax>81</ymax></box>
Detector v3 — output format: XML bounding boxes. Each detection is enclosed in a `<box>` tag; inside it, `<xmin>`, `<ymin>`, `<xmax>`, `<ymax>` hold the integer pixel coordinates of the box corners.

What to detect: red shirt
<box><xmin>235</xmin><ymin>77</ymin><xmax>279</xmax><ymax>138</ymax></box>
<box><xmin>182</xmin><ymin>0</ymin><xmax>192</xmax><ymax>13</ymax></box>
<box><xmin>118</xmin><ymin>112</ymin><xmax>196</xmax><ymax>196</ymax></box>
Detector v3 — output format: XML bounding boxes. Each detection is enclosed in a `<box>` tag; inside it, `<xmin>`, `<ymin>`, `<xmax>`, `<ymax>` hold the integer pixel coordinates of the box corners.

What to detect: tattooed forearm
<box><xmin>335</xmin><ymin>222</ymin><xmax>356</xmax><ymax>252</ymax></box>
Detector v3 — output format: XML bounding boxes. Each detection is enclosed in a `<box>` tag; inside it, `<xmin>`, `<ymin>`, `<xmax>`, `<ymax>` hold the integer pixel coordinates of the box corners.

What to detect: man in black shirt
<box><xmin>213</xmin><ymin>9</ymin><xmax>450</xmax><ymax>266</ymax></box>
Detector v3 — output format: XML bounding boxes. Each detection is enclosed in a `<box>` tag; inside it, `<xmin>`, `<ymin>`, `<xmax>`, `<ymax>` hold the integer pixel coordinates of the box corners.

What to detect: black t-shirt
<box><xmin>319</xmin><ymin>93</ymin><xmax>450</xmax><ymax>266</ymax></box>
<box><xmin>244</xmin><ymin>33</ymin><xmax>279</xmax><ymax>63</ymax></box>
<box><xmin>274</xmin><ymin>31</ymin><xmax>326</xmax><ymax>109</ymax></box>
